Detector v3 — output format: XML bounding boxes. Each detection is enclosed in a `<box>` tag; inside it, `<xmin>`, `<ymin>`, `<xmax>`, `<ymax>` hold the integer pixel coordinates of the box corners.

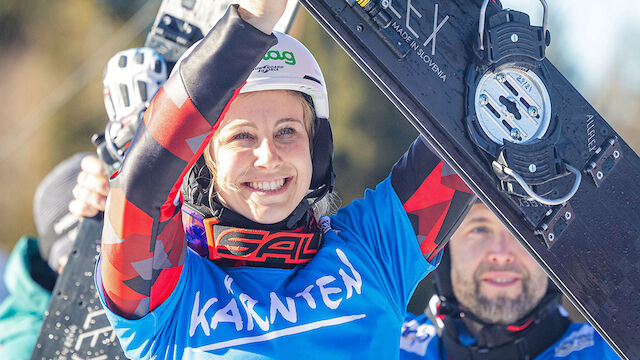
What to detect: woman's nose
<box><xmin>254</xmin><ymin>138</ymin><xmax>282</xmax><ymax>169</ymax></box>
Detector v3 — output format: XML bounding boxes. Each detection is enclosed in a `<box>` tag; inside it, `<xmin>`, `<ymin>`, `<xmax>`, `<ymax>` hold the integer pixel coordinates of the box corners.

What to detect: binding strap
<box><xmin>203</xmin><ymin>217</ymin><xmax>323</xmax><ymax>268</ymax></box>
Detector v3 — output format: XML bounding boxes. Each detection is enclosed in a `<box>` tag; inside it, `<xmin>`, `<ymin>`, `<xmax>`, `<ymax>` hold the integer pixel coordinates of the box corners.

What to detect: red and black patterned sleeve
<box><xmin>390</xmin><ymin>137</ymin><xmax>476</xmax><ymax>262</ymax></box>
<box><xmin>99</xmin><ymin>6</ymin><xmax>277</xmax><ymax>319</ymax></box>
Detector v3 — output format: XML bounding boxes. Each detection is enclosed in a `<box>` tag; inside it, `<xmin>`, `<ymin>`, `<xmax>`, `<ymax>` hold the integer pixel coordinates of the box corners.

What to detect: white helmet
<box><xmin>241</xmin><ymin>32</ymin><xmax>329</xmax><ymax>119</ymax></box>
<box><xmin>172</xmin><ymin>32</ymin><xmax>329</xmax><ymax>119</ymax></box>
<box><xmin>179</xmin><ymin>31</ymin><xmax>334</xmax><ymax>226</ymax></box>
<box><xmin>235</xmin><ymin>32</ymin><xmax>333</xmax><ymax>191</ymax></box>
<box><xmin>103</xmin><ymin>47</ymin><xmax>168</xmax><ymax>126</ymax></box>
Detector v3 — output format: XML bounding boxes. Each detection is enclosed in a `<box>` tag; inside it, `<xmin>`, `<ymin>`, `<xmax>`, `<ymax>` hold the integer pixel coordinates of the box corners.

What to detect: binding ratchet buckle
<box><xmin>465</xmin><ymin>0</ymin><xmax>581</xmax><ymax>243</ymax></box>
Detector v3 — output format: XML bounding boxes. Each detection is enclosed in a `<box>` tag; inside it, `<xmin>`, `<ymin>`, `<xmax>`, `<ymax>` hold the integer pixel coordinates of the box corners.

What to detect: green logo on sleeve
<box><xmin>264</xmin><ymin>50</ymin><xmax>296</xmax><ymax>65</ymax></box>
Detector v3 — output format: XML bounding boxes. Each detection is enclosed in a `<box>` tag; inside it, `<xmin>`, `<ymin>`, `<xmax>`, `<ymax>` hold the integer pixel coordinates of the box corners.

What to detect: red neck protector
<box><xmin>203</xmin><ymin>216</ymin><xmax>323</xmax><ymax>268</ymax></box>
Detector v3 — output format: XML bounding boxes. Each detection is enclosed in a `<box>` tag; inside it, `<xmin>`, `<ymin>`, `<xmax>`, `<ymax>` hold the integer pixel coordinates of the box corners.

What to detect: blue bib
<box><xmin>98</xmin><ymin>178</ymin><xmax>437</xmax><ymax>359</ymax></box>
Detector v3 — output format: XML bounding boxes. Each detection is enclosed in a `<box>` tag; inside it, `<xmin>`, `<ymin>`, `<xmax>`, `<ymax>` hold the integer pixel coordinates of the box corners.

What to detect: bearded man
<box><xmin>399</xmin><ymin>201</ymin><xmax>619</xmax><ymax>360</ymax></box>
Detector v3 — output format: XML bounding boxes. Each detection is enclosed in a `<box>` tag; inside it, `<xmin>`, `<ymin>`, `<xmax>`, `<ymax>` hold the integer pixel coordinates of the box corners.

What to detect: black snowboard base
<box><xmin>298</xmin><ymin>0</ymin><xmax>640</xmax><ymax>359</ymax></box>
<box><xmin>31</xmin><ymin>217</ymin><xmax>125</xmax><ymax>360</ymax></box>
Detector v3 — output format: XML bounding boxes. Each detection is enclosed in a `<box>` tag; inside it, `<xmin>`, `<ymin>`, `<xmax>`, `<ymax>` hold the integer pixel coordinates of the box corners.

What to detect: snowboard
<box><xmin>146</xmin><ymin>0</ymin><xmax>300</xmax><ymax>67</ymax></box>
<box><xmin>32</xmin><ymin>1</ymin><xmax>301</xmax><ymax>359</ymax></box>
<box><xmin>30</xmin><ymin>217</ymin><xmax>125</xmax><ymax>360</ymax></box>
<box><xmin>297</xmin><ymin>0</ymin><xmax>640</xmax><ymax>359</ymax></box>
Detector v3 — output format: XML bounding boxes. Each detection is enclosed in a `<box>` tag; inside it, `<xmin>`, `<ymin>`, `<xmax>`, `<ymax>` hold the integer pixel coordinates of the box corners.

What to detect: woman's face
<box><xmin>209</xmin><ymin>90</ymin><xmax>312</xmax><ymax>224</ymax></box>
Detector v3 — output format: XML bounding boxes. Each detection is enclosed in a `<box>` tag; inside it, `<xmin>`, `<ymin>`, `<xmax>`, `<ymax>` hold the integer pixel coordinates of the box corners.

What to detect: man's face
<box><xmin>449</xmin><ymin>203</ymin><xmax>548</xmax><ymax>324</ymax></box>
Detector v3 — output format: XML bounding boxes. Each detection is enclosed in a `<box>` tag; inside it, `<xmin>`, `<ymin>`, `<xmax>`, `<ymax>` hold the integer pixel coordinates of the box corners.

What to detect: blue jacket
<box><xmin>0</xmin><ymin>237</ymin><xmax>52</xmax><ymax>359</ymax></box>
<box><xmin>98</xmin><ymin>179</ymin><xmax>440</xmax><ymax>359</ymax></box>
<box><xmin>95</xmin><ymin>5</ymin><xmax>474</xmax><ymax>360</ymax></box>
<box><xmin>400</xmin><ymin>313</ymin><xmax>620</xmax><ymax>360</ymax></box>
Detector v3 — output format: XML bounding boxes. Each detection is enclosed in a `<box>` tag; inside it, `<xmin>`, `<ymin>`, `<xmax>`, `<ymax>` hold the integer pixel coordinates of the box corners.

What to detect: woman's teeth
<box><xmin>248</xmin><ymin>179</ymin><xmax>286</xmax><ymax>191</ymax></box>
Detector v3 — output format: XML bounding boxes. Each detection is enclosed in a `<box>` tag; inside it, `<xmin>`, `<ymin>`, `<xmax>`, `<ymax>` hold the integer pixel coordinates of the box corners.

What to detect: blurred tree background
<box><xmin>0</xmin><ymin>0</ymin><xmax>638</xmax><ymax>315</ymax></box>
<box><xmin>0</xmin><ymin>0</ymin><xmax>152</xmax><ymax>251</ymax></box>
<box><xmin>0</xmin><ymin>0</ymin><xmax>416</xmax><ymax>252</ymax></box>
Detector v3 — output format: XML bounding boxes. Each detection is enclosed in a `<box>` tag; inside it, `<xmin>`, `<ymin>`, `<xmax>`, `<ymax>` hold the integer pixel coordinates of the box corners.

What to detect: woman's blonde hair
<box><xmin>203</xmin><ymin>90</ymin><xmax>338</xmax><ymax>219</ymax></box>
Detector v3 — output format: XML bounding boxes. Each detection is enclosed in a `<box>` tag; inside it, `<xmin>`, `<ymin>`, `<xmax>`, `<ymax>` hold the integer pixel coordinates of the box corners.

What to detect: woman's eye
<box><xmin>276</xmin><ymin>127</ymin><xmax>296</xmax><ymax>137</ymax></box>
<box><xmin>231</xmin><ymin>132</ymin><xmax>253</xmax><ymax>141</ymax></box>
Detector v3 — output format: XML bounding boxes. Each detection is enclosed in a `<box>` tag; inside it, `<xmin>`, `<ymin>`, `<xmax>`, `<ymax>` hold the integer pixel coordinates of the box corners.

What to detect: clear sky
<box><xmin>501</xmin><ymin>0</ymin><xmax>640</xmax><ymax>97</ymax></box>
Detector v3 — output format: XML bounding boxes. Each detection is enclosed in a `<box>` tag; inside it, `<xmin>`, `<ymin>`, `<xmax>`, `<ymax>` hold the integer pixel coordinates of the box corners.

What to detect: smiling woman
<box><xmin>95</xmin><ymin>1</ymin><xmax>476</xmax><ymax>359</ymax></box>
<box><xmin>206</xmin><ymin>90</ymin><xmax>314</xmax><ymax>224</ymax></box>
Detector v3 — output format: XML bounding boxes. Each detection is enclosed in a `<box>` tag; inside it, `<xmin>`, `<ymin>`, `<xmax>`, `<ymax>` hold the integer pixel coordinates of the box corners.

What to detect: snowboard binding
<box><xmin>145</xmin><ymin>0</ymin><xmax>231</xmax><ymax>67</ymax></box>
<box><xmin>465</xmin><ymin>0</ymin><xmax>581</xmax><ymax>247</ymax></box>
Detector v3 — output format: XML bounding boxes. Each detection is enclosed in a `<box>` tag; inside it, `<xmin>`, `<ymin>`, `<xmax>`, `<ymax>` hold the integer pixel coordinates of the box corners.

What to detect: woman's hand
<box><xmin>69</xmin><ymin>155</ymin><xmax>110</xmax><ymax>218</ymax></box>
<box><xmin>237</xmin><ymin>0</ymin><xmax>288</xmax><ymax>34</ymax></box>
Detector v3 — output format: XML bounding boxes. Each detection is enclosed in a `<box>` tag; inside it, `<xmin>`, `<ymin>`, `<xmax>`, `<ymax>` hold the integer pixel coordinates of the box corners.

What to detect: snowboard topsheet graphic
<box><xmin>297</xmin><ymin>0</ymin><xmax>640</xmax><ymax>358</ymax></box>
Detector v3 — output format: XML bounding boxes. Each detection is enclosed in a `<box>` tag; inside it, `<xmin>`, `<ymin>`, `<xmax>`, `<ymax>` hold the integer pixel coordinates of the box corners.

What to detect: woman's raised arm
<box><xmin>99</xmin><ymin>5</ymin><xmax>278</xmax><ymax>319</ymax></box>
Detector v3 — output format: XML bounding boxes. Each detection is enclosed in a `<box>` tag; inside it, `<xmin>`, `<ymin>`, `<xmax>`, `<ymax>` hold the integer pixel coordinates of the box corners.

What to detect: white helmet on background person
<box><xmin>103</xmin><ymin>47</ymin><xmax>168</xmax><ymax>126</ymax></box>
<box><xmin>100</xmin><ymin>47</ymin><xmax>168</xmax><ymax>173</ymax></box>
